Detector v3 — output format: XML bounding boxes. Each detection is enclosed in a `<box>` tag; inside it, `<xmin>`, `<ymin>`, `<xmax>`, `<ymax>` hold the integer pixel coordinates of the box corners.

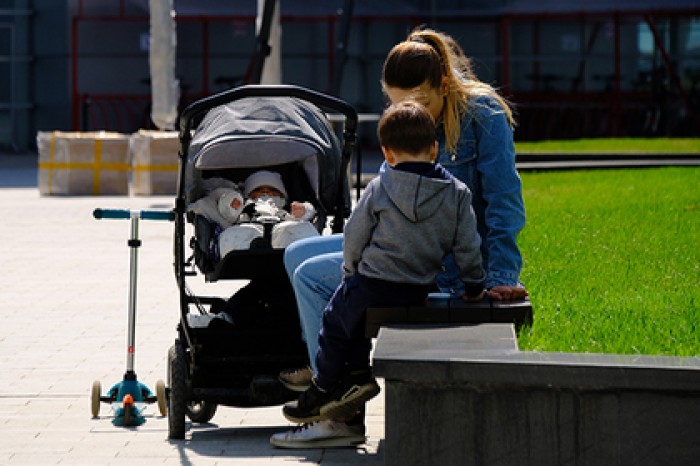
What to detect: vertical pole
<box><xmin>500</xmin><ymin>16</ymin><xmax>511</xmax><ymax>96</ymax></box>
<box><xmin>259</xmin><ymin>0</ymin><xmax>281</xmax><ymax>84</ymax></box>
<box><xmin>202</xmin><ymin>20</ymin><xmax>210</xmax><ymax>96</ymax></box>
<box><xmin>126</xmin><ymin>212</ymin><xmax>140</xmax><ymax>375</ymax></box>
<box><xmin>9</xmin><ymin>25</ymin><xmax>17</xmax><ymax>150</ymax></box>
<box><xmin>612</xmin><ymin>13</ymin><xmax>621</xmax><ymax>136</ymax></box>
<box><xmin>71</xmin><ymin>16</ymin><xmax>80</xmax><ymax>130</ymax></box>
<box><xmin>330</xmin><ymin>0</ymin><xmax>354</xmax><ymax>96</ymax></box>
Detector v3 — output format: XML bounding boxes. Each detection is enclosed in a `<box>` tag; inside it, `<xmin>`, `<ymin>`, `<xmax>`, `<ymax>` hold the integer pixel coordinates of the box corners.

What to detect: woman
<box><xmin>270</xmin><ymin>28</ymin><xmax>527</xmax><ymax>449</ymax></box>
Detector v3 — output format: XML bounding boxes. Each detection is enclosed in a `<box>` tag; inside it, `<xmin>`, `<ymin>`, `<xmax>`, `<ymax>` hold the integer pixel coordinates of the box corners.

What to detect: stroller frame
<box><xmin>168</xmin><ymin>85</ymin><xmax>358</xmax><ymax>439</ymax></box>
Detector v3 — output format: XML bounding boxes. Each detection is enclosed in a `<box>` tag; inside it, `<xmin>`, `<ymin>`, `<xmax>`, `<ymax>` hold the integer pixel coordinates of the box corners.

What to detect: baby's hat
<box><xmin>244</xmin><ymin>170</ymin><xmax>287</xmax><ymax>198</ymax></box>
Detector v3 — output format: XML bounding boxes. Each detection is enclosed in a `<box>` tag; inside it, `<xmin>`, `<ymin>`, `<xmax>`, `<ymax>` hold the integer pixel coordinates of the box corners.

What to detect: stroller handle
<box><xmin>178</xmin><ymin>84</ymin><xmax>358</xmax><ymax>138</ymax></box>
<box><xmin>93</xmin><ymin>208</ymin><xmax>175</xmax><ymax>222</ymax></box>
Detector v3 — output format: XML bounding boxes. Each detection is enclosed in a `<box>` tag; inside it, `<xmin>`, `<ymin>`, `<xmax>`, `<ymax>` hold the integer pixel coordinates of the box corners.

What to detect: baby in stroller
<box><xmin>188</xmin><ymin>169</ymin><xmax>319</xmax><ymax>257</ymax></box>
<box><xmin>221</xmin><ymin>170</ymin><xmax>318</xmax><ymax>253</ymax></box>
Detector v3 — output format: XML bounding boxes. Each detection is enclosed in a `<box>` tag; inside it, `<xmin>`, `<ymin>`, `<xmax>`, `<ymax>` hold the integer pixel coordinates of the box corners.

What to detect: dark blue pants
<box><xmin>315</xmin><ymin>274</ymin><xmax>431</xmax><ymax>391</ymax></box>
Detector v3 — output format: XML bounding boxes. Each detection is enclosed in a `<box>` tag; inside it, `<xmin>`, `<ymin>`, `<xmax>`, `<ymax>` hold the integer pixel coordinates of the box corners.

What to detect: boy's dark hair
<box><xmin>377</xmin><ymin>101</ymin><xmax>436</xmax><ymax>155</ymax></box>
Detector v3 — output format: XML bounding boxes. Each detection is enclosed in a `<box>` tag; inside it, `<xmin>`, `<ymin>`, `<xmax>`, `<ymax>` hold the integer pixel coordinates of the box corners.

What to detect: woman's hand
<box><xmin>488</xmin><ymin>285</ymin><xmax>529</xmax><ymax>301</ymax></box>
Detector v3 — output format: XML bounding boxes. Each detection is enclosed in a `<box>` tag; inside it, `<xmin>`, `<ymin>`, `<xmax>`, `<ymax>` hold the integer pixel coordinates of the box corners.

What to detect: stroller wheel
<box><xmin>155</xmin><ymin>379</ymin><xmax>168</xmax><ymax>416</ymax></box>
<box><xmin>167</xmin><ymin>342</ymin><xmax>187</xmax><ymax>439</ymax></box>
<box><xmin>91</xmin><ymin>380</ymin><xmax>101</xmax><ymax>418</ymax></box>
<box><xmin>187</xmin><ymin>400</ymin><xmax>217</xmax><ymax>424</ymax></box>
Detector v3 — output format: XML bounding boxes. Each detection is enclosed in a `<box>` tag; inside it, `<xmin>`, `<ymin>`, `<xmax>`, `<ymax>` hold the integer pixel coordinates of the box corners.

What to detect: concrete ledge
<box><xmin>373</xmin><ymin>324</ymin><xmax>700</xmax><ymax>466</ymax></box>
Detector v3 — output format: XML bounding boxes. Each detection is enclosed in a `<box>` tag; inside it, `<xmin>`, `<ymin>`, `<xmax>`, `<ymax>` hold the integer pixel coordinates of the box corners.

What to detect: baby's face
<box><xmin>249</xmin><ymin>185</ymin><xmax>283</xmax><ymax>199</ymax></box>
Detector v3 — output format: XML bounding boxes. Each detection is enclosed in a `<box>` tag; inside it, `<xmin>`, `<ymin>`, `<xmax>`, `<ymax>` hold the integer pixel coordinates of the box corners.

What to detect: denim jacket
<box><xmin>435</xmin><ymin>95</ymin><xmax>525</xmax><ymax>290</ymax></box>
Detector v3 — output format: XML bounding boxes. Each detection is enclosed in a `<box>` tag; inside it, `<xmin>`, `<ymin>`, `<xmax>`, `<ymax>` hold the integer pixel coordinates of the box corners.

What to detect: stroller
<box><xmin>167</xmin><ymin>85</ymin><xmax>358</xmax><ymax>439</ymax></box>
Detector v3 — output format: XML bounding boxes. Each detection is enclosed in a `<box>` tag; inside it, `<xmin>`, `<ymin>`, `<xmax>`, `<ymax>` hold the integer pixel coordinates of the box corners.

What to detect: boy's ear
<box><xmin>381</xmin><ymin>146</ymin><xmax>396</xmax><ymax>166</ymax></box>
<box><xmin>430</xmin><ymin>141</ymin><xmax>438</xmax><ymax>162</ymax></box>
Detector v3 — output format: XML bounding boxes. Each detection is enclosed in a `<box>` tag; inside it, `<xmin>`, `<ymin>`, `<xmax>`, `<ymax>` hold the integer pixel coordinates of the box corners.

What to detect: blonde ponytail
<box><xmin>408</xmin><ymin>29</ymin><xmax>515</xmax><ymax>154</ymax></box>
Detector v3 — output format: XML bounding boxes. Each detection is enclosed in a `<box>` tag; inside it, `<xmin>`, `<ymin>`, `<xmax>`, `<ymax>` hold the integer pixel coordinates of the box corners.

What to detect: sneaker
<box><xmin>187</xmin><ymin>313</ymin><xmax>214</xmax><ymax>328</ymax></box>
<box><xmin>283</xmin><ymin>370</ymin><xmax>380</xmax><ymax>424</ymax></box>
<box><xmin>270</xmin><ymin>420</ymin><xmax>366</xmax><ymax>449</ymax></box>
<box><xmin>279</xmin><ymin>366</ymin><xmax>313</xmax><ymax>392</ymax></box>
<box><xmin>282</xmin><ymin>380</ymin><xmax>327</xmax><ymax>423</ymax></box>
<box><xmin>187</xmin><ymin>312</ymin><xmax>234</xmax><ymax>328</ymax></box>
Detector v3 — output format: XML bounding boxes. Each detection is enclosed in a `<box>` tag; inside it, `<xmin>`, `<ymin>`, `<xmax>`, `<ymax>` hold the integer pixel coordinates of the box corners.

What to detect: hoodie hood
<box><xmin>379</xmin><ymin>165</ymin><xmax>452</xmax><ymax>222</ymax></box>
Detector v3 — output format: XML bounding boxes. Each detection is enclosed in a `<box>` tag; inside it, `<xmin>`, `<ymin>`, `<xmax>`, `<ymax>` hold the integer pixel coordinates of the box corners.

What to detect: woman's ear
<box><xmin>440</xmin><ymin>76</ymin><xmax>450</xmax><ymax>96</ymax></box>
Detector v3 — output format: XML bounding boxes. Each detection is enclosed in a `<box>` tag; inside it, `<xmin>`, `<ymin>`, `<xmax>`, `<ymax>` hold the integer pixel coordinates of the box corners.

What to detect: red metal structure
<box><xmin>70</xmin><ymin>0</ymin><xmax>700</xmax><ymax>139</ymax></box>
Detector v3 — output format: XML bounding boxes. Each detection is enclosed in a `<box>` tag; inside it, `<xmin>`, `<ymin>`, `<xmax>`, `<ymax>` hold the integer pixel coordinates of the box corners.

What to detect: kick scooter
<box><xmin>90</xmin><ymin>208</ymin><xmax>174</xmax><ymax>427</ymax></box>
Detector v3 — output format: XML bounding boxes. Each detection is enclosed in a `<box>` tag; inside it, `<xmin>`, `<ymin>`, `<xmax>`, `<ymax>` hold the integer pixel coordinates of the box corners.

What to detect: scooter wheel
<box><xmin>91</xmin><ymin>380</ymin><xmax>101</xmax><ymax>418</ymax></box>
<box><xmin>155</xmin><ymin>379</ymin><xmax>168</xmax><ymax>416</ymax></box>
<box><xmin>123</xmin><ymin>400</ymin><xmax>133</xmax><ymax>426</ymax></box>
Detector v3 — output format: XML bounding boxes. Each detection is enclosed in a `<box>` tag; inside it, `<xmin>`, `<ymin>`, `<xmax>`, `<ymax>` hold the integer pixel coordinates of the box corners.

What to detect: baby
<box><xmin>235</xmin><ymin>170</ymin><xmax>315</xmax><ymax>224</ymax></box>
<box><xmin>190</xmin><ymin>170</ymin><xmax>319</xmax><ymax>255</ymax></box>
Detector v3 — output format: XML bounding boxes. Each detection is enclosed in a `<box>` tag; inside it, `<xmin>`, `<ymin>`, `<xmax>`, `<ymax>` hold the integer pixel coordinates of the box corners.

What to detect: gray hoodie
<box><xmin>342</xmin><ymin>163</ymin><xmax>485</xmax><ymax>294</ymax></box>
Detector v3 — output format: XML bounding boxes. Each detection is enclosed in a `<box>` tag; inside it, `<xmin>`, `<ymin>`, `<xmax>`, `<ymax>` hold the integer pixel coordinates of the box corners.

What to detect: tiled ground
<box><xmin>0</xmin><ymin>156</ymin><xmax>384</xmax><ymax>465</ymax></box>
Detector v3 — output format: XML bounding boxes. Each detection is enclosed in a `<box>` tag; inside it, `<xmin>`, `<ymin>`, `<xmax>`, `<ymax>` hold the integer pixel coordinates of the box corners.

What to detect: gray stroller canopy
<box><xmin>185</xmin><ymin>96</ymin><xmax>344</xmax><ymax>210</ymax></box>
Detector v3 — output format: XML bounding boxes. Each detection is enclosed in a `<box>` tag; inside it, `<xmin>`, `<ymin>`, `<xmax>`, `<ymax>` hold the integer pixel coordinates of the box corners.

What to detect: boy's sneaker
<box><xmin>269</xmin><ymin>420</ymin><xmax>366</xmax><ymax>449</ymax></box>
<box><xmin>279</xmin><ymin>366</ymin><xmax>312</xmax><ymax>392</ymax></box>
<box><xmin>282</xmin><ymin>370</ymin><xmax>380</xmax><ymax>424</ymax></box>
<box><xmin>282</xmin><ymin>380</ymin><xmax>327</xmax><ymax>423</ymax></box>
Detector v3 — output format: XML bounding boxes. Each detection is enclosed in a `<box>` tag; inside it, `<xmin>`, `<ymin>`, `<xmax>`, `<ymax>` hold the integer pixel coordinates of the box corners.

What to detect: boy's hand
<box><xmin>461</xmin><ymin>290</ymin><xmax>485</xmax><ymax>302</ymax></box>
<box><xmin>488</xmin><ymin>285</ymin><xmax>529</xmax><ymax>301</ymax></box>
<box><xmin>290</xmin><ymin>202</ymin><xmax>306</xmax><ymax>219</ymax></box>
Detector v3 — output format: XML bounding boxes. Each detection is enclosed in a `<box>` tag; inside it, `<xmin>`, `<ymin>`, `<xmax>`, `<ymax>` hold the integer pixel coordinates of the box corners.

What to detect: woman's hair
<box><xmin>377</xmin><ymin>101</ymin><xmax>436</xmax><ymax>155</ymax></box>
<box><xmin>381</xmin><ymin>28</ymin><xmax>515</xmax><ymax>154</ymax></box>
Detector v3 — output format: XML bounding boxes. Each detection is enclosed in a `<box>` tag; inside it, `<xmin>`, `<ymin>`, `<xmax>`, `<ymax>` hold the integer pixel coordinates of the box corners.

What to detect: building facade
<box><xmin>2</xmin><ymin>0</ymin><xmax>699</xmax><ymax>151</ymax></box>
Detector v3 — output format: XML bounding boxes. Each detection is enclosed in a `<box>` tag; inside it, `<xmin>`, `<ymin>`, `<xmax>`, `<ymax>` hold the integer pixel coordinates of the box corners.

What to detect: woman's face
<box><xmin>384</xmin><ymin>80</ymin><xmax>446</xmax><ymax>121</ymax></box>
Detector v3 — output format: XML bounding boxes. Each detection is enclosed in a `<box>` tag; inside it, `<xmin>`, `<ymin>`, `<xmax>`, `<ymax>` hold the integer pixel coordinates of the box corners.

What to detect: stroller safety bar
<box><xmin>93</xmin><ymin>208</ymin><xmax>175</xmax><ymax>222</ymax></box>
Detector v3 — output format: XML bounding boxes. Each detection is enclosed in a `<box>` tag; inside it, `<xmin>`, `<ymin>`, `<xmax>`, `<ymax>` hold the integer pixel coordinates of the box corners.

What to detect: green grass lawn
<box><xmin>517</xmin><ymin>167</ymin><xmax>700</xmax><ymax>357</ymax></box>
<box><xmin>515</xmin><ymin>138</ymin><xmax>700</xmax><ymax>154</ymax></box>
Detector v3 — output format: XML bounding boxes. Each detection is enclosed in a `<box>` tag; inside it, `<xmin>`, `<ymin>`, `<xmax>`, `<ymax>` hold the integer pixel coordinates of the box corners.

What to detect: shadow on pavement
<box><xmin>170</xmin><ymin>423</ymin><xmax>384</xmax><ymax>463</ymax></box>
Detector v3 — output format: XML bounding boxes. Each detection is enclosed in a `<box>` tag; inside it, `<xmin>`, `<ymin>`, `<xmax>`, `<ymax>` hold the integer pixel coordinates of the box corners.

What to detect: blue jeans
<box><xmin>284</xmin><ymin>234</ymin><xmax>344</xmax><ymax>373</ymax></box>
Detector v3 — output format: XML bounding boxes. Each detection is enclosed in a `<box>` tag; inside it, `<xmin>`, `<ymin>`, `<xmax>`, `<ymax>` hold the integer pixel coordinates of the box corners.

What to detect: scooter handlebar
<box><xmin>93</xmin><ymin>208</ymin><xmax>175</xmax><ymax>222</ymax></box>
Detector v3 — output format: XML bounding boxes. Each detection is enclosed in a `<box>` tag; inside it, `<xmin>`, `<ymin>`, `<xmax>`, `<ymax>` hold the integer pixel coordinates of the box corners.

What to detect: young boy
<box><xmin>282</xmin><ymin>101</ymin><xmax>485</xmax><ymax>424</ymax></box>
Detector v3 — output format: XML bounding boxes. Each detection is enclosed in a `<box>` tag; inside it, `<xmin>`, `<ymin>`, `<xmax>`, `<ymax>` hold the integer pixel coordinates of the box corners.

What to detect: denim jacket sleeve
<box><xmin>437</xmin><ymin>96</ymin><xmax>525</xmax><ymax>288</ymax></box>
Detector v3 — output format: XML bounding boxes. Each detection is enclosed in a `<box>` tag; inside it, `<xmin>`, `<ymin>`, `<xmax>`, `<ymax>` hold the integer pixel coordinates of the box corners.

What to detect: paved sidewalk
<box><xmin>0</xmin><ymin>155</ymin><xmax>384</xmax><ymax>465</ymax></box>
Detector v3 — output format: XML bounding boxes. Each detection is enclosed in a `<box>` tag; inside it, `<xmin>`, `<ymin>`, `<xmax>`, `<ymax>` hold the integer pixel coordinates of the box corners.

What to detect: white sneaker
<box><xmin>186</xmin><ymin>312</ymin><xmax>234</xmax><ymax>328</ymax></box>
<box><xmin>270</xmin><ymin>420</ymin><xmax>366</xmax><ymax>449</ymax></box>
<box><xmin>187</xmin><ymin>314</ymin><xmax>214</xmax><ymax>328</ymax></box>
